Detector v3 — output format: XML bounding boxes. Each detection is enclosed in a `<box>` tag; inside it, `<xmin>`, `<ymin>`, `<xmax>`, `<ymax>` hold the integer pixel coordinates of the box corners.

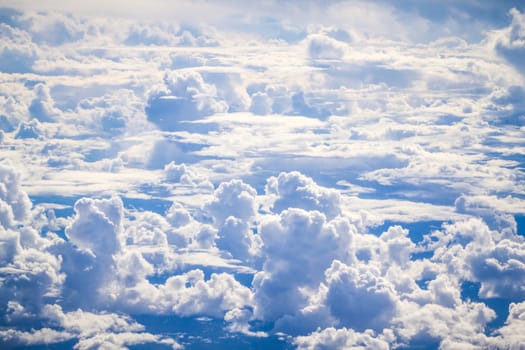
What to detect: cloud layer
<box><xmin>1</xmin><ymin>3</ymin><xmax>525</xmax><ymax>349</ymax></box>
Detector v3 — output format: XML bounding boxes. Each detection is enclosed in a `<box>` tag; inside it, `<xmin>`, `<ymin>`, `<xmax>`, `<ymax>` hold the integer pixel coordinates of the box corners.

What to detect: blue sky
<box><xmin>1</xmin><ymin>1</ymin><xmax>525</xmax><ymax>349</ymax></box>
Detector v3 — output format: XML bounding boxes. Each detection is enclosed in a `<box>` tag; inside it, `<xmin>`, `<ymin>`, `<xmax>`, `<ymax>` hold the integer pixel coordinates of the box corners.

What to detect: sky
<box><xmin>1</xmin><ymin>1</ymin><xmax>525</xmax><ymax>349</ymax></box>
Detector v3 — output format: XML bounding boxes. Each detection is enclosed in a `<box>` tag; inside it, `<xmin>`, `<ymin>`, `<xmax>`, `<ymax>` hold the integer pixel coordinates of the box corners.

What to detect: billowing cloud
<box><xmin>1</xmin><ymin>3</ymin><xmax>525</xmax><ymax>349</ymax></box>
<box><xmin>0</xmin><ymin>161</ymin><xmax>32</xmax><ymax>228</ymax></box>
<box><xmin>495</xmin><ymin>8</ymin><xmax>525</xmax><ymax>75</ymax></box>
<box><xmin>266</xmin><ymin>171</ymin><xmax>341</xmax><ymax>219</ymax></box>
<box><xmin>146</xmin><ymin>70</ymin><xmax>228</xmax><ymax>131</ymax></box>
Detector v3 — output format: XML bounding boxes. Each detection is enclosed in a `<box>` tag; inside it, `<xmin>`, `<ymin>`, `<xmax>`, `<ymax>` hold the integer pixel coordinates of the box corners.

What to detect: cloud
<box><xmin>145</xmin><ymin>70</ymin><xmax>228</xmax><ymax>131</ymax></box>
<box><xmin>164</xmin><ymin>161</ymin><xmax>213</xmax><ymax>190</ymax></box>
<box><xmin>253</xmin><ymin>207</ymin><xmax>355</xmax><ymax>328</ymax></box>
<box><xmin>429</xmin><ymin>218</ymin><xmax>525</xmax><ymax>299</ymax></box>
<box><xmin>1</xmin><ymin>4</ymin><xmax>525</xmax><ymax>349</ymax></box>
<box><xmin>75</xmin><ymin>89</ymin><xmax>150</xmax><ymax>137</ymax></box>
<box><xmin>307</xmin><ymin>33</ymin><xmax>348</xmax><ymax>60</ymax></box>
<box><xmin>294</xmin><ymin>327</ymin><xmax>392</xmax><ymax>350</ymax></box>
<box><xmin>495</xmin><ymin>8</ymin><xmax>525</xmax><ymax>75</ymax></box>
<box><xmin>491</xmin><ymin>301</ymin><xmax>525</xmax><ymax>348</ymax></box>
<box><xmin>323</xmin><ymin>260</ymin><xmax>399</xmax><ymax>332</ymax></box>
<box><xmin>24</xmin><ymin>11</ymin><xmax>86</xmax><ymax>46</ymax></box>
<box><xmin>14</xmin><ymin>119</ymin><xmax>43</xmax><ymax>139</ymax></box>
<box><xmin>216</xmin><ymin>216</ymin><xmax>261</xmax><ymax>261</ymax></box>
<box><xmin>28</xmin><ymin>83</ymin><xmax>61</xmax><ymax>122</ymax></box>
<box><xmin>203</xmin><ymin>179</ymin><xmax>258</xmax><ymax>225</ymax></box>
<box><xmin>0</xmin><ymin>22</ymin><xmax>37</xmax><ymax>73</ymax></box>
<box><xmin>59</xmin><ymin>196</ymin><xmax>124</xmax><ymax>307</ymax></box>
<box><xmin>265</xmin><ymin>171</ymin><xmax>341</xmax><ymax>219</ymax></box>
<box><xmin>0</xmin><ymin>161</ymin><xmax>32</xmax><ymax>228</ymax></box>
<box><xmin>0</xmin><ymin>303</ymin><xmax>182</xmax><ymax>349</ymax></box>
<box><xmin>66</xmin><ymin>196</ymin><xmax>123</xmax><ymax>258</ymax></box>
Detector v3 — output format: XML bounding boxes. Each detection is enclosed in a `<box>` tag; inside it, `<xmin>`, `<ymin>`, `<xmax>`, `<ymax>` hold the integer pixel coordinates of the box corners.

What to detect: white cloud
<box><xmin>294</xmin><ymin>327</ymin><xmax>392</xmax><ymax>350</ymax></box>
<box><xmin>495</xmin><ymin>8</ymin><xmax>525</xmax><ymax>76</ymax></box>
<box><xmin>306</xmin><ymin>33</ymin><xmax>348</xmax><ymax>60</ymax></box>
<box><xmin>0</xmin><ymin>22</ymin><xmax>37</xmax><ymax>73</ymax></box>
<box><xmin>1</xmin><ymin>4</ymin><xmax>525</xmax><ymax>349</ymax></box>
<box><xmin>323</xmin><ymin>259</ymin><xmax>399</xmax><ymax>331</ymax></box>
<box><xmin>266</xmin><ymin>171</ymin><xmax>341</xmax><ymax>219</ymax></box>
<box><xmin>146</xmin><ymin>70</ymin><xmax>228</xmax><ymax>131</ymax></box>
<box><xmin>0</xmin><ymin>160</ymin><xmax>32</xmax><ymax>228</ymax></box>
<box><xmin>253</xmin><ymin>207</ymin><xmax>355</xmax><ymax>326</ymax></box>
<box><xmin>203</xmin><ymin>179</ymin><xmax>258</xmax><ymax>225</ymax></box>
<box><xmin>164</xmin><ymin>161</ymin><xmax>213</xmax><ymax>190</ymax></box>
<box><xmin>28</xmin><ymin>83</ymin><xmax>61</xmax><ymax>122</ymax></box>
<box><xmin>490</xmin><ymin>301</ymin><xmax>525</xmax><ymax>348</ymax></box>
<box><xmin>430</xmin><ymin>218</ymin><xmax>525</xmax><ymax>299</ymax></box>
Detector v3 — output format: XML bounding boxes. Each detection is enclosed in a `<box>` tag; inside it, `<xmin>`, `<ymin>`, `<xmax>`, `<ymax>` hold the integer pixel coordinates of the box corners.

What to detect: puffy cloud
<box><xmin>111</xmin><ymin>267</ymin><xmax>253</xmax><ymax>317</ymax></box>
<box><xmin>203</xmin><ymin>179</ymin><xmax>258</xmax><ymax>225</ymax></box>
<box><xmin>59</xmin><ymin>197</ymin><xmax>124</xmax><ymax>307</ymax></box>
<box><xmin>165</xmin><ymin>202</ymin><xmax>192</xmax><ymax>228</ymax></box>
<box><xmin>201</xmin><ymin>179</ymin><xmax>261</xmax><ymax>260</ymax></box>
<box><xmin>0</xmin><ymin>233</ymin><xmax>65</xmax><ymax>318</ymax></box>
<box><xmin>266</xmin><ymin>171</ymin><xmax>341</xmax><ymax>219</ymax></box>
<box><xmin>430</xmin><ymin>218</ymin><xmax>525</xmax><ymax>299</ymax></box>
<box><xmin>0</xmin><ymin>304</ymin><xmax>183</xmax><ymax>349</ymax></box>
<box><xmin>28</xmin><ymin>83</ymin><xmax>60</xmax><ymax>122</ymax></box>
<box><xmin>125</xmin><ymin>23</ymin><xmax>218</xmax><ymax>47</ymax></box>
<box><xmin>454</xmin><ymin>194</ymin><xmax>522</xmax><ymax>233</ymax></box>
<box><xmin>294</xmin><ymin>327</ymin><xmax>392</xmax><ymax>350</ymax></box>
<box><xmin>24</xmin><ymin>11</ymin><xmax>85</xmax><ymax>46</ymax></box>
<box><xmin>307</xmin><ymin>33</ymin><xmax>348</xmax><ymax>61</ymax></box>
<box><xmin>201</xmin><ymin>71</ymin><xmax>251</xmax><ymax>113</ymax></box>
<box><xmin>125</xmin><ymin>211</ymin><xmax>169</xmax><ymax>246</ymax></box>
<box><xmin>0</xmin><ymin>328</ymin><xmax>72</xmax><ymax>347</ymax></box>
<box><xmin>75</xmin><ymin>89</ymin><xmax>149</xmax><ymax>136</ymax></box>
<box><xmin>395</xmin><ymin>300</ymin><xmax>496</xmax><ymax>347</ymax></box>
<box><xmin>487</xmin><ymin>85</ymin><xmax>525</xmax><ymax>126</ymax></box>
<box><xmin>66</xmin><ymin>196</ymin><xmax>123</xmax><ymax>258</ymax></box>
<box><xmin>495</xmin><ymin>8</ymin><xmax>525</xmax><ymax>75</ymax></box>
<box><xmin>1</xmin><ymin>5</ymin><xmax>525</xmax><ymax>349</ymax></box>
<box><xmin>249</xmin><ymin>91</ymin><xmax>272</xmax><ymax>115</ymax></box>
<box><xmin>0</xmin><ymin>161</ymin><xmax>32</xmax><ymax>228</ymax></box>
<box><xmin>490</xmin><ymin>301</ymin><xmax>525</xmax><ymax>348</ymax></box>
<box><xmin>0</xmin><ymin>22</ymin><xmax>37</xmax><ymax>73</ymax></box>
<box><xmin>164</xmin><ymin>161</ymin><xmax>213</xmax><ymax>190</ymax></box>
<box><xmin>124</xmin><ymin>22</ymin><xmax>180</xmax><ymax>46</ymax></box>
<box><xmin>159</xmin><ymin>269</ymin><xmax>252</xmax><ymax>317</ymax></box>
<box><xmin>253</xmin><ymin>208</ymin><xmax>355</xmax><ymax>326</ymax></box>
<box><xmin>324</xmin><ymin>260</ymin><xmax>399</xmax><ymax>332</ymax></box>
<box><xmin>14</xmin><ymin>119</ymin><xmax>43</xmax><ymax>139</ymax></box>
<box><xmin>216</xmin><ymin>216</ymin><xmax>261</xmax><ymax>261</ymax></box>
<box><xmin>145</xmin><ymin>70</ymin><xmax>228</xmax><ymax>131</ymax></box>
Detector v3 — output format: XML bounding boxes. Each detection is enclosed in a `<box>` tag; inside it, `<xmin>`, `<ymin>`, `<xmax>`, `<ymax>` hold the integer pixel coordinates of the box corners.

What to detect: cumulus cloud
<box><xmin>307</xmin><ymin>33</ymin><xmax>348</xmax><ymax>61</ymax></box>
<box><xmin>0</xmin><ymin>303</ymin><xmax>181</xmax><ymax>349</ymax></box>
<box><xmin>59</xmin><ymin>196</ymin><xmax>124</xmax><ymax>307</ymax></box>
<box><xmin>0</xmin><ymin>22</ymin><xmax>37</xmax><ymax>73</ymax></box>
<box><xmin>294</xmin><ymin>327</ymin><xmax>392</xmax><ymax>350</ymax></box>
<box><xmin>430</xmin><ymin>218</ymin><xmax>525</xmax><ymax>299</ymax></box>
<box><xmin>28</xmin><ymin>83</ymin><xmax>60</xmax><ymax>122</ymax></box>
<box><xmin>164</xmin><ymin>161</ymin><xmax>213</xmax><ymax>190</ymax></box>
<box><xmin>75</xmin><ymin>89</ymin><xmax>150</xmax><ymax>136</ymax></box>
<box><xmin>1</xmin><ymin>4</ymin><xmax>525</xmax><ymax>349</ymax></box>
<box><xmin>14</xmin><ymin>119</ymin><xmax>43</xmax><ymax>139</ymax></box>
<box><xmin>146</xmin><ymin>70</ymin><xmax>228</xmax><ymax>131</ymax></box>
<box><xmin>266</xmin><ymin>171</ymin><xmax>341</xmax><ymax>219</ymax></box>
<box><xmin>495</xmin><ymin>8</ymin><xmax>525</xmax><ymax>75</ymax></box>
<box><xmin>0</xmin><ymin>161</ymin><xmax>32</xmax><ymax>228</ymax></box>
<box><xmin>253</xmin><ymin>208</ymin><xmax>355</xmax><ymax>329</ymax></box>
<box><xmin>203</xmin><ymin>179</ymin><xmax>258</xmax><ymax>225</ymax></box>
<box><xmin>324</xmin><ymin>260</ymin><xmax>399</xmax><ymax>332</ymax></box>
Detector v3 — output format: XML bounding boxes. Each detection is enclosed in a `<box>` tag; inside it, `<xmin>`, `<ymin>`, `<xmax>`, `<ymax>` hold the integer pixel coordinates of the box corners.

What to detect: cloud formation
<box><xmin>1</xmin><ymin>3</ymin><xmax>525</xmax><ymax>349</ymax></box>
